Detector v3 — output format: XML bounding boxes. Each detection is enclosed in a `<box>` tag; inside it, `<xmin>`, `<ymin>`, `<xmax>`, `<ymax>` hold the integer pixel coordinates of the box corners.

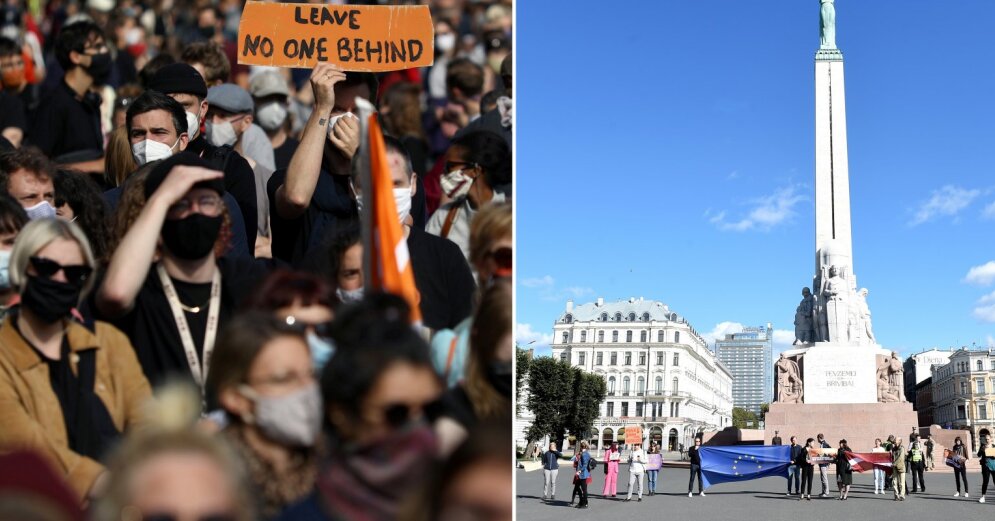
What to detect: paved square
<box><xmin>518</xmin><ymin>465</ymin><xmax>992</xmax><ymax>521</ymax></box>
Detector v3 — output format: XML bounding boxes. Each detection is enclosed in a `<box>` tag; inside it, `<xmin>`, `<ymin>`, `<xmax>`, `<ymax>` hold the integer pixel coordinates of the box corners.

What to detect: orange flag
<box><xmin>366</xmin><ymin>114</ymin><xmax>422</xmax><ymax>322</ymax></box>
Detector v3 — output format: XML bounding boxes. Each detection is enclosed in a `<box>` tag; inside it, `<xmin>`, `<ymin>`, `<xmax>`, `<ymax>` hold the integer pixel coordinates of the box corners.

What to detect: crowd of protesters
<box><xmin>0</xmin><ymin>0</ymin><xmax>513</xmax><ymax>520</ymax></box>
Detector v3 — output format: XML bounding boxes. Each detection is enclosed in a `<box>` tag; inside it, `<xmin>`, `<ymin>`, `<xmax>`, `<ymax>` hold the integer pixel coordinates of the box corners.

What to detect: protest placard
<box><xmin>647</xmin><ymin>453</ymin><xmax>663</xmax><ymax>471</ymax></box>
<box><xmin>624</xmin><ymin>425</ymin><xmax>643</xmax><ymax>445</ymax></box>
<box><xmin>238</xmin><ymin>2</ymin><xmax>434</xmax><ymax>71</ymax></box>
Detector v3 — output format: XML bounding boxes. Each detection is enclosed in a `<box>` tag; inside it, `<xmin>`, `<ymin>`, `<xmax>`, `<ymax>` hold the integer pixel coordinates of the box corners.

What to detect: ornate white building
<box><xmin>551</xmin><ymin>297</ymin><xmax>733</xmax><ymax>454</ymax></box>
<box><xmin>931</xmin><ymin>348</ymin><xmax>995</xmax><ymax>450</ymax></box>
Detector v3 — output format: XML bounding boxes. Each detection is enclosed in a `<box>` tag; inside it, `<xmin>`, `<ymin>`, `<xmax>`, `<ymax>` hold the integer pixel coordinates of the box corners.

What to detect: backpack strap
<box><xmin>440</xmin><ymin>204</ymin><xmax>461</xmax><ymax>238</ymax></box>
<box><xmin>443</xmin><ymin>336</ymin><xmax>459</xmax><ymax>380</ymax></box>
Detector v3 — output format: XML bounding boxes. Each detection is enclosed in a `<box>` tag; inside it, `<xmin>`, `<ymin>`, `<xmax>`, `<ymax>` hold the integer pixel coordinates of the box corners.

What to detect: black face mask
<box><xmin>21</xmin><ymin>275</ymin><xmax>81</xmax><ymax>323</ymax></box>
<box><xmin>86</xmin><ymin>52</ymin><xmax>112</xmax><ymax>84</ymax></box>
<box><xmin>161</xmin><ymin>213</ymin><xmax>222</xmax><ymax>260</ymax></box>
<box><xmin>486</xmin><ymin>360</ymin><xmax>512</xmax><ymax>398</ymax></box>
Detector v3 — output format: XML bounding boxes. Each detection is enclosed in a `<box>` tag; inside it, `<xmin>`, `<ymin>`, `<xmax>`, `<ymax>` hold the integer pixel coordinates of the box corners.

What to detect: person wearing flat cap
<box><xmin>94</xmin><ymin>152</ymin><xmax>269</xmax><ymax>390</ymax></box>
<box><xmin>146</xmin><ymin>63</ymin><xmax>259</xmax><ymax>253</ymax></box>
<box><xmin>250</xmin><ymin>71</ymin><xmax>298</xmax><ymax>172</ymax></box>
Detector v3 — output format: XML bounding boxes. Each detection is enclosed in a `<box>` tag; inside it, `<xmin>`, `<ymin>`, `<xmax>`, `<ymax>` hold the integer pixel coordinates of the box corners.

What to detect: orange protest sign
<box><xmin>237</xmin><ymin>2</ymin><xmax>434</xmax><ymax>71</ymax></box>
<box><xmin>625</xmin><ymin>425</ymin><xmax>643</xmax><ymax>445</ymax></box>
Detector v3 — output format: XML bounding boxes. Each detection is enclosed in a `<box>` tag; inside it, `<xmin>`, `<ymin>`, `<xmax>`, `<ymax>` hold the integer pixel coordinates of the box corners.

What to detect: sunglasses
<box><xmin>142</xmin><ymin>514</ymin><xmax>235</xmax><ymax>521</ymax></box>
<box><xmin>29</xmin><ymin>256</ymin><xmax>92</xmax><ymax>286</ymax></box>
<box><xmin>283</xmin><ymin>316</ymin><xmax>333</xmax><ymax>337</ymax></box>
<box><xmin>382</xmin><ymin>397</ymin><xmax>445</xmax><ymax>429</ymax></box>
<box><xmin>444</xmin><ymin>160</ymin><xmax>477</xmax><ymax>173</ymax></box>
<box><xmin>488</xmin><ymin>247</ymin><xmax>512</xmax><ymax>270</ymax></box>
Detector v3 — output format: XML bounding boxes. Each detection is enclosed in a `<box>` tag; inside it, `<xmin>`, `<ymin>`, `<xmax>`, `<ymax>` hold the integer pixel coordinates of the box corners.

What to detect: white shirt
<box><xmin>630</xmin><ymin>448</ymin><xmax>647</xmax><ymax>473</ymax></box>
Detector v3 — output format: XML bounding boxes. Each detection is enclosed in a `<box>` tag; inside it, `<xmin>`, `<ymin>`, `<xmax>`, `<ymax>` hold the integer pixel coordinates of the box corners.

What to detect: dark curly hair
<box><xmin>53</xmin><ymin>170</ymin><xmax>111</xmax><ymax>262</ymax></box>
<box><xmin>450</xmin><ymin>130</ymin><xmax>511</xmax><ymax>189</ymax></box>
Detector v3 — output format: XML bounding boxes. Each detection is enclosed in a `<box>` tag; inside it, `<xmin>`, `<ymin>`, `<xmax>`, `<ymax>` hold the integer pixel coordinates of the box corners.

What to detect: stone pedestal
<box><xmin>765</xmin><ymin>402</ymin><xmax>918</xmax><ymax>452</ymax></box>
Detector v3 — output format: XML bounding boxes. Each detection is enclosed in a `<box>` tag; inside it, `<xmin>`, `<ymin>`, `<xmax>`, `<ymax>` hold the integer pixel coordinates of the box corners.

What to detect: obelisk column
<box><xmin>814</xmin><ymin>0</ymin><xmax>853</xmax><ymax>276</ymax></box>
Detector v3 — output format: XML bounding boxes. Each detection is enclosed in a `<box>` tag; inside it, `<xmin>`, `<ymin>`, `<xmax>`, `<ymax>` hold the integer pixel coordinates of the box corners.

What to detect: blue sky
<box><xmin>516</xmin><ymin>0</ymin><xmax>995</xmax><ymax>359</ymax></box>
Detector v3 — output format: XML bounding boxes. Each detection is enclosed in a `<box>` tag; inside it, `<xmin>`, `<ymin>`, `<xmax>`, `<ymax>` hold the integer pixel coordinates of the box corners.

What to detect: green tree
<box><xmin>759</xmin><ymin>403</ymin><xmax>770</xmax><ymax>423</ymax></box>
<box><xmin>525</xmin><ymin>356</ymin><xmax>575</xmax><ymax>449</ymax></box>
<box><xmin>732</xmin><ymin>407</ymin><xmax>758</xmax><ymax>429</ymax></box>
<box><xmin>515</xmin><ymin>347</ymin><xmax>531</xmax><ymax>416</ymax></box>
<box><xmin>566</xmin><ymin>369</ymin><xmax>607</xmax><ymax>445</ymax></box>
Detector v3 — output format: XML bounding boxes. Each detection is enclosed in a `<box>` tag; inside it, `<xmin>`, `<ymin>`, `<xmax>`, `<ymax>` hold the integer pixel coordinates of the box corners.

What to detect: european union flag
<box><xmin>698</xmin><ymin>446</ymin><xmax>792</xmax><ymax>488</ymax></box>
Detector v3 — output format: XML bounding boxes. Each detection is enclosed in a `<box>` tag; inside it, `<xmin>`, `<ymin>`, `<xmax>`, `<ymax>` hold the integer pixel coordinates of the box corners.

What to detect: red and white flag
<box><xmin>845</xmin><ymin>451</ymin><xmax>893</xmax><ymax>475</ymax></box>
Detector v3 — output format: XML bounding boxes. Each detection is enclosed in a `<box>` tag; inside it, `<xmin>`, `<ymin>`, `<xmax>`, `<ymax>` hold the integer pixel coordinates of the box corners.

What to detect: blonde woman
<box><xmin>0</xmin><ymin>219</ymin><xmax>150</xmax><ymax>501</ymax></box>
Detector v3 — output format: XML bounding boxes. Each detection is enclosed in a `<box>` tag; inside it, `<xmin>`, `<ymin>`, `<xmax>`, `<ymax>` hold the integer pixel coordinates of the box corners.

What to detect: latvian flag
<box><xmin>845</xmin><ymin>451</ymin><xmax>893</xmax><ymax>475</ymax></box>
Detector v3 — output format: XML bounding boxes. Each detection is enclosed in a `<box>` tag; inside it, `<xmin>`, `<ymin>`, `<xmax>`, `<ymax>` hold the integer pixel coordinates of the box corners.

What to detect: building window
<box><xmin>564</xmin><ymin>314</ymin><xmax>573</xmax><ymax>323</ymax></box>
<box><xmin>961</xmin><ymin>381</ymin><xmax>967</xmax><ymax>395</ymax></box>
<box><xmin>674</xmin><ymin>403</ymin><xmax>679</xmax><ymax>416</ymax></box>
<box><xmin>673</xmin><ymin>353</ymin><xmax>680</xmax><ymax>366</ymax></box>
<box><xmin>655</xmin><ymin>376</ymin><xmax>663</xmax><ymax>392</ymax></box>
<box><xmin>623</xmin><ymin>377</ymin><xmax>631</xmax><ymax>395</ymax></box>
<box><xmin>612</xmin><ymin>331</ymin><xmax>619</xmax><ymax>342</ymax></box>
<box><xmin>628</xmin><ymin>313</ymin><xmax>636</xmax><ymax>321</ymax></box>
<box><xmin>673</xmin><ymin>378</ymin><xmax>679</xmax><ymax>393</ymax></box>
<box><xmin>639</xmin><ymin>353</ymin><xmax>646</xmax><ymax>365</ymax></box>
<box><xmin>978</xmin><ymin>378</ymin><xmax>986</xmax><ymax>394</ymax></box>
<box><xmin>579</xmin><ymin>352</ymin><xmax>586</xmax><ymax>366</ymax></box>
<box><xmin>596</xmin><ymin>352</ymin><xmax>604</xmax><ymax>365</ymax></box>
<box><xmin>675</xmin><ymin>332</ymin><xmax>680</xmax><ymax>343</ymax></box>
<box><xmin>626</xmin><ymin>331</ymin><xmax>633</xmax><ymax>342</ymax></box>
<box><xmin>991</xmin><ymin>360</ymin><xmax>995</xmax><ymax>371</ymax></box>
<box><xmin>980</xmin><ymin>360</ymin><xmax>985</xmax><ymax>372</ymax></box>
<box><xmin>642</xmin><ymin>312</ymin><xmax>650</xmax><ymax>321</ymax></box>
<box><xmin>981</xmin><ymin>404</ymin><xmax>989</xmax><ymax>420</ymax></box>
<box><xmin>607</xmin><ymin>401</ymin><xmax>614</xmax><ymax>416</ymax></box>
<box><xmin>600</xmin><ymin>312</ymin><xmax>608</xmax><ymax>321</ymax></box>
<box><xmin>598</xmin><ymin>331</ymin><xmax>604</xmax><ymax>342</ymax></box>
<box><xmin>611</xmin><ymin>353</ymin><xmax>618</xmax><ymax>365</ymax></box>
<box><xmin>637</xmin><ymin>376</ymin><xmax>645</xmax><ymax>394</ymax></box>
<box><xmin>640</xmin><ymin>331</ymin><xmax>647</xmax><ymax>342</ymax></box>
<box><xmin>624</xmin><ymin>352</ymin><xmax>632</xmax><ymax>365</ymax></box>
<box><xmin>957</xmin><ymin>404</ymin><xmax>966</xmax><ymax>419</ymax></box>
<box><xmin>636</xmin><ymin>402</ymin><xmax>643</xmax><ymax>416</ymax></box>
<box><xmin>615</xmin><ymin>313</ymin><xmax>622</xmax><ymax>322</ymax></box>
<box><xmin>562</xmin><ymin>331</ymin><xmax>568</xmax><ymax>343</ymax></box>
<box><xmin>608</xmin><ymin>377</ymin><xmax>616</xmax><ymax>394</ymax></box>
<box><xmin>621</xmin><ymin>402</ymin><xmax>629</xmax><ymax>417</ymax></box>
<box><xmin>560</xmin><ymin>353</ymin><xmax>567</xmax><ymax>362</ymax></box>
<box><xmin>581</xmin><ymin>331</ymin><xmax>587</xmax><ymax>342</ymax></box>
<box><xmin>658</xmin><ymin>330</ymin><xmax>665</xmax><ymax>342</ymax></box>
<box><xmin>657</xmin><ymin>352</ymin><xmax>664</xmax><ymax>366</ymax></box>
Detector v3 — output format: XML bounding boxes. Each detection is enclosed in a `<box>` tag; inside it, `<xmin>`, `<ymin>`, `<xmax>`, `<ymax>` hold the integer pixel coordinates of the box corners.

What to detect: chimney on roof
<box><xmin>566</xmin><ymin>300</ymin><xmax>574</xmax><ymax>313</ymax></box>
<box><xmin>597</xmin><ymin>297</ymin><xmax>604</xmax><ymax>307</ymax></box>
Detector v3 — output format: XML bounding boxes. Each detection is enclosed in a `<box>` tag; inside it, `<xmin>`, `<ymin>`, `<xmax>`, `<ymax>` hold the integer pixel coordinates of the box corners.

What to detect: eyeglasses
<box><xmin>283</xmin><ymin>316</ymin><xmax>333</xmax><ymax>337</ymax></box>
<box><xmin>378</xmin><ymin>397</ymin><xmax>445</xmax><ymax>429</ymax></box>
<box><xmin>167</xmin><ymin>195</ymin><xmax>222</xmax><ymax>219</ymax></box>
<box><xmin>29</xmin><ymin>256</ymin><xmax>93</xmax><ymax>286</ymax></box>
<box><xmin>444</xmin><ymin>160</ymin><xmax>477</xmax><ymax>173</ymax></box>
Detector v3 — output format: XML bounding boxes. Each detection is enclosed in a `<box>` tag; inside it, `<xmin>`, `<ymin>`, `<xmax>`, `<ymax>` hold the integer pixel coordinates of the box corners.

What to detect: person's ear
<box><xmin>199</xmin><ymin>100</ymin><xmax>209</xmax><ymax>121</ymax></box>
<box><xmin>409</xmin><ymin>173</ymin><xmax>417</xmax><ymax>197</ymax></box>
<box><xmin>219</xmin><ymin>386</ymin><xmax>253</xmax><ymax>422</ymax></box>
<box><xmin>239</xmin><ymin>114</ymin><xmax>254</xmax><ymax>133</ymax></box>
<box><xmin>69</xmin><ymin>49</ymin><xmax>88</xmax><ymax>68</ymax></box>
<box><xmin>178</xmin><ymin>132</ymin><xmax>189</xmax><ymax>150</ymax></box>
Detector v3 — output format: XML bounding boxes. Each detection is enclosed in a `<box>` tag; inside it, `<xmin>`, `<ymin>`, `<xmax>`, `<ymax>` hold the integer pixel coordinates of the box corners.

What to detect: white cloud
<box><xmin>973</xmin><ymin>291</ymin><xmax>995</xmax><ymax>323</ymax></box>
<box><xmin>521</xmin><ymin>275</ymin><xmax>554</xmax><ymax>288</ymax></box>
<box><xmin>910</xmin><ymin>185</ymin><xmax>980</xmax><ymax>225</ymax></box>
<box><xmin>519</xmin><ymin>275</ymin><xmax>593</xmax><ymax>302</ymax></box>
<box><xmin>709</xmin><ymin>185</ymin><xmax>807</xmax><ymax>232</ymax></box>
<box><xmin>727</xmin><ymin>171</ymin><xmax>740</xmax><ymax>180</ymax></box>
<box><xmin>516</xmin><ymin>323</ymin><xmax>553</xmax><ymax>350</ymax></box>
<box><xmin>965</xmin><ymin>261</ymin><xmax>995</xmax><ymax>286</ymax></box>
<box><xmin>983</xmin><ymin>201</ymin><xmax>995</xmax><ymax>219</ymax></box>
<box><xmin>988</xmin><ymin>335</ymin><xmax>995</xmax><ymax>348</ymax></box>
<box><xmin>771</xmin><ymin>329</ymin><xmax>796</xmax><ymax>354</ymax></box>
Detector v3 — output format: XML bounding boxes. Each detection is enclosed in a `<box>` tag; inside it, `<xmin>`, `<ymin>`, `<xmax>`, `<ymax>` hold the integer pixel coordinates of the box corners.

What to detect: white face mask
<box><xmin>185</xmin><ymin>111</ymin><xmax>201</xmax><ymax>139</ymax></box>
<box><xmin>24</xmin><ymin>200</ymin><xmax>56</xmax><ymax>221</ymax></box>
<box><xmin>132</xmin><ymin>138</ymin><xmax>179</xmax><ymax>166</ymax></box>
<box><xmin>393</xmin><ymin>186</ymin><xmax>413</xmax><ymax>224</ymax></box>
<box><xmin>0</xmin><ymin>250</ymin><xmax>10</xmax><ymax>290</ymax></box>
<box><xmin>436</xmin><ymin>33</ymin><xmax>456</xmax><ymax>53</ymax></box>
<box><xmin>336</xmin><ymin>286</ymin><xmax>364</xmax><ymax>304</ymax></box>
<box><xmin>256</xmin><ymin>101</ymin><xmax>288</xmax><ymax>131</ymax></box>
<box><xmin>441</xmin><ymin>169</ymin><xmax>474</xmax><ymax>199</ymax></box>
<box><xmin>206</xmin><ymin>120</ymin><xmax>238</xmax><ymax>147</ymax></box>
<box><xmin>326</xmin><ymin>112</ymin><xmax>357</xmax><ymax>138</ymax></box>
<box><xmin>240</xmin><ymin>383</ymin><xmax>323</xmax><ymax>447</ymax></box>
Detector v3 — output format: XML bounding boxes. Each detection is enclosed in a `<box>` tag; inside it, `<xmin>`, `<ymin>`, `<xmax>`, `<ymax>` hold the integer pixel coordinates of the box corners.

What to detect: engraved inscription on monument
<box><xmin>803</xmin><ymin>346</ymin><xmax>876</xmax><ymax>403</ymax></box>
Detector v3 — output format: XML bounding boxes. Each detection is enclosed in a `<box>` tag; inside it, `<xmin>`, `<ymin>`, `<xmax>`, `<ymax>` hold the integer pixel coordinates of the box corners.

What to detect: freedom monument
<box><xmin>763</xmin><ymin>0</ymin><xmax>918</xmax><ymax>450</ymax></box>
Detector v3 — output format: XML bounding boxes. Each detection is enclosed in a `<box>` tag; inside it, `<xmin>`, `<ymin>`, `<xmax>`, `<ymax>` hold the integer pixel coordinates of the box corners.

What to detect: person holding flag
<box><xmin>872</xmin><ymin>438</ymin><xmax>887</xmax><ymax>494</ymax></box>
<box><xmin>835</xmin><ymin>439</ymin><xmax>853</xmax><ymax>500</ymax></box>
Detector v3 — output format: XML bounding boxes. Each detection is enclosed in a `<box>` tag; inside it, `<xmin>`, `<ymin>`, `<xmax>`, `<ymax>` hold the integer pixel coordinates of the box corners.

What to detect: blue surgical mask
<box><xmin>24</xmin><ymin>201</ymin><xmax>56</xmax><ymax>220</ymax></box>
<box><xmin>307</xmin><ymin>332</ymin><xmax>334</xmax><ymax>372</ymax></box>
<box><xmin>0</xmin><ymin>250</ymin><xmax>10</xmax><ymax>290</ymax></box>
